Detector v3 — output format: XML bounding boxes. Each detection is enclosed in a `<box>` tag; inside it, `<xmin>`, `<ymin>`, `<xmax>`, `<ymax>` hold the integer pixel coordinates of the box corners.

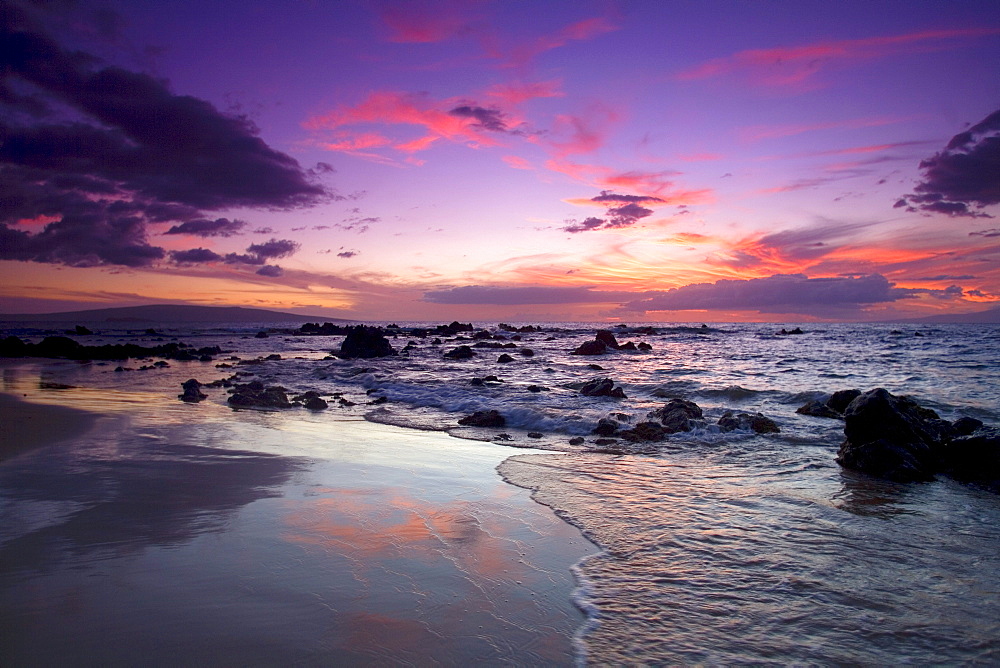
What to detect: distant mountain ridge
<box><xmin>0</xmin><ymin>304</ymin><xmax>349</xmax><ymax>323</ymax></box>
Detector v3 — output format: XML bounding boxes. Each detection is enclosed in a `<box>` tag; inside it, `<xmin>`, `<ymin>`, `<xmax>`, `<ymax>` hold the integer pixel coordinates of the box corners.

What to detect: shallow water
<box><xmin>2</xmin><ymin>319</ymin><xmax>999</xmax><ymax>664</ymax></box>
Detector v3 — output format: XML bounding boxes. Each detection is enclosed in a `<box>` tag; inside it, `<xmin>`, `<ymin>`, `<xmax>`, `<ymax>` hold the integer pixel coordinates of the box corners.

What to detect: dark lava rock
<box><xmin>497</xmin><ymin>353</ymin><xmax>515</xmax><ymax>363</ymax></box>
<box><xmin>178</xmin><ymin>378</ymin><xmax>206</xmax><ymax>403</ymax></box>
<box><xmin>569</xmin><ymin>437</ymin><xmax>585</xmax><ymax>446</ymax></box>
<box><xmin>637</xmin><ymin>342</ymin><xmax>653</xmax><ymax>351</ymax></box>
<box><xmin>649</xmin><ymin>398</ymin><xmax>703</xmax><ymax>433</ymax></box>
<box><xmin>444</xmin><ymin>345</ymin><xmax>476</xmax><ymax>360</ymax></box>
<box><xmin>796</xmin><ymin>400</ymin><xmax>844</xmax><ymax>419</ymax></box>
<box><xmin>255</xmin><ymin>330</ymin><xmax>269</xmax><ymax>338</ymax></box>
<box><xmin>587</xmin><ymin>363</ymin><xmax>604</xmax><ymax>370</ymax></box>
<box><xmin>519</xmin><ymin>348</ymin><xmax>535</xmax><ymax>357</ymax></box>
<box><xmin>620</xmin><ymin>422</ymin><xmax>667</xmax><ymax>442</ymax></box>
<box><xmin>835</xmin><ymin>388</ymin><xmax>939</xmax><ymax>482</ymax></box>
<box><xmin>580</xmin><ymin>378</ymin><xmax>627</xmax><ymax>398</ymax></box>
<box><xmin>458</xmin><ymin>410</ymin><xmax>505</xmax><ymax>428</ymax></box>
<box><xmin>953</xmin><ymin>416</ymin><xmax>984</xmax><ymax>436</ymax></box>
<box><xmin>572</xmin><ymin>340</ymin><xmax>607</xmax><ymax>355</ymax></box>
<box><xmin>595</xmin><ymin>330</ymin><xmax>620</xmax><ymax>350</ymax></box>
<box><xmin>527</xmin><ymin>432</ymin><xmax>543</xmax><ymax>439</ymax></box>
<box><xmin>368</xmin><ymin>396</ymin><xmax>388</xmax><ymax>405</ymax></box>
<box><xmin>0</xmin><ymin>336</ymin><xmax>28</xmax><ymax>357</ymax></box>
<box><xmin>618</xmin><ymin>341</ymin><xmax>637</xmax><ymax>351</ymax></box>
<box><xmin>938</xmin><ymin>430</ymin><xmax>1000</xmax><ymax>491</ymax></box>
<box><xmin>526</xmin><ymin>385</ymin><xmax>547</xmax><ymax>392</ymax></box>
<box><xmin>303</xmin><ymin>396</ymin><xmax>328</xmax><ymax>410</ymax></box>
<box><xmin>778</xmin><ymin>327</ymin><xmax>804</xmax><ymax>335</ymax></box>
<box><xmin>339</xmin><ymin>326</ymin><xmax>397</xmax><ymax>359</ymax></box>
<box><xmin>718</xmin><ymin>411</ymin><xmax>780</xmax><ymax>434</ymax></box>
<box><xmin>827</xmin><ymin>389</ymin><xmax>862</xmax><ymax>414</ymax></box>
<box><xmin>74</xmin><ymin>325</ymin><xmax>94</xmax><ymax>335</ymax></box>
<box><xmin>228</xmin><ymin>381</ymin><xmax>292</xmax><ymax>409</ymax></box>
<box><xmin>592</xmin><ymin>418</ymin><xmax>620</xmax><ymax>436</ymax></box>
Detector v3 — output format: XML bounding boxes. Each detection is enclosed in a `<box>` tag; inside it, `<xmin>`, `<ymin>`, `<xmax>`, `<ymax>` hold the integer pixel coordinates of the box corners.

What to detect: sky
<box><xmin>1</xmin><ymin>0</ymin><xmax>999</xmax><ymax>322</ymax></box>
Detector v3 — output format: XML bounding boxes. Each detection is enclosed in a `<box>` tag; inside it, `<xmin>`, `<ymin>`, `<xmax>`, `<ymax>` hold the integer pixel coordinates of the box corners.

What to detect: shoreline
<box><xmin>0</xmin><ymin>372</ymin><xmax>597</xmax><ymax>665</ymax></box>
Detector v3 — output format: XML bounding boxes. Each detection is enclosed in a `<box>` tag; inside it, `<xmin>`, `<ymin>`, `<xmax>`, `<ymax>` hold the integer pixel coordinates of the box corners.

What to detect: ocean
<box><xmin>2</xmin><ymin>319</ymin><xmax>999</xmax><ymax>664</ymax></box>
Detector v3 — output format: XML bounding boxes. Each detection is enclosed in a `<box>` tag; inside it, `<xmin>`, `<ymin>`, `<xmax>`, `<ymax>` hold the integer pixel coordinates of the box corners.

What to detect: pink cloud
<box><xmin>485</xmin><ymin>79</ymin><xmax>563</xmax><ymax>105</ymax></box>
<box><xmin>503</xmin><ymin>155</ymin><xmax>534</xmax><ymax>170</ymax></box>
<box><xmin>740</xmin><ymin>116</ymin><xmax>909</xmax><ymax>143</ymax></box>
<box><xmin>678</xmin><ymin>28</ymin><xmax>1000</xmax><ymax>88</ymax></box>
<box><xmin>378</xmin><ymin>2</ymin><xmax>472</xmax><ymax>43</ymax></box>
<box><xmin>501</xmin><ymin>16</ymin><xmax>619</xmax><ymax>71</ymax></box>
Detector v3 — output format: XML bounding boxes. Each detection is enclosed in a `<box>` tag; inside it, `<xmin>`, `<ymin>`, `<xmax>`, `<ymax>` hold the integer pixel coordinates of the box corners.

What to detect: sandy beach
<box><xmin>0</xmin><ymin>362</ymin><xmax>596</xmax><ymax>666</ymax></box>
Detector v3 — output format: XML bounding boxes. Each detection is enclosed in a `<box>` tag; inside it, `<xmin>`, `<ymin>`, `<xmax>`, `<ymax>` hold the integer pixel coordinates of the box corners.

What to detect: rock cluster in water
<box><xmin>834</xmin><ymin>387</ymin><xmax>998</xmax><ymax>490</ymax></box>
<box><xmin>571</xmin><ymin>329</ymin><xmax>652</xmax><ymax>355</ymax></box>
<box><xmin>0</xmin><ymin>335</ymin><xmax>222</xmax><ymax>361</ymax></box>
<box><xmin>338</xmin><ymin>326</ymin><xmax>396</xmax><ymax>359</ymax></box>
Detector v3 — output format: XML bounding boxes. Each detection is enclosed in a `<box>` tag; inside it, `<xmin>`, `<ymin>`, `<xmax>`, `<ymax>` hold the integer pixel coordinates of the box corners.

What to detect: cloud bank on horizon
<box><xmin>1</xmin><ymin>0</ymin><xmax>998</xmax><ymax>320</ymax></box>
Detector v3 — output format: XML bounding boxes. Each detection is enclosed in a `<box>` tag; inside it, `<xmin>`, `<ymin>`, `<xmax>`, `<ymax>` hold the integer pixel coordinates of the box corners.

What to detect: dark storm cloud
<box><xmin>164</xmin><ymin>218</ymin><xmax>246</xmax><ymax>237</ymax></box>
<box><xmin>0</xmin><ymin>2</ymin><xmax>328</xmax><ymax>270</ymax></box>
<box><xmin>245</xmin><ymin>238</ymin><xmax>299</xmax><ymax>260</ymax></box>
<box><xmin>623</xmin><ymin>273</ymin><xmax>959</xmax><ymax>314</ymax></box>
<box><xmin>255</xmin><ymin>265</ymin><xmax>283</xmax><ymax>277</ymax></box>
<box><xmin>897</xmin><ymin>108</ymin><xmax>1000</xmax><ymax>218</ymax></box>
<box><xmin>423</xmin><ymin>285</ymin><xmax>631</xmax><ymax>305</ymax></box>
<box><xmin>449</xmin><ymin>105</ymin><xmax>511</xmax><ymax>133</ymax></box>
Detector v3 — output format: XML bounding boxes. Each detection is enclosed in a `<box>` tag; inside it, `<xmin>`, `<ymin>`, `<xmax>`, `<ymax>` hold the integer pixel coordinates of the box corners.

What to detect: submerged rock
<box><xmin>796</xmin><ymin>400</ymin><xmax>844</xmax><ymax>419</ymax></box>
<box><xmin>718</xmin><ymin>411</ymin><xmax>780</xmax><ymax>434</ymax></box>
<box><xmin>572</xmin><ymin>340</ymin><xmax>607</xmax><ymax>355</ymax></box>
<box><xmin>580</xmin><ymin>378</ymin><xmax>627</xmax><ymax>398</ymax></box>
<box><xmin>444</xmin><ymin>345</ymin><xmax>476</xmax><ymax>360</ymax></box>
<box><xmin>457</xmin><ymin>410</ymin><xmax>505</xmax><ymax>428</ymax></box>
<box><xmin>648</xmin><ymin>398</ymin><xmax>703</xmax><ymax>433</ymax></box>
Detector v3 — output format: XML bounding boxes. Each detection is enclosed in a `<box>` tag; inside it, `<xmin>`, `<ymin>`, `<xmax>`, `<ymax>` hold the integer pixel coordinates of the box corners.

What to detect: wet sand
<box><xmin>0</xmin><ymin>392</ymin><xmax>97</xmax><ymax>461</ymax></box>
<box><xmin>0</xmin><ymin>382</ymin><xmax>596</xmax><ymax>666</ymax></box>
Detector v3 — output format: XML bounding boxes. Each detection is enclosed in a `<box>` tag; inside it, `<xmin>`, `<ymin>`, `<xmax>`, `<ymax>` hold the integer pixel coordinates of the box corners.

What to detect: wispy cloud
<box><xmin>677</xmin><ymin>28</ymin><xmax>1000</xmax><ymax>89</ymax></box>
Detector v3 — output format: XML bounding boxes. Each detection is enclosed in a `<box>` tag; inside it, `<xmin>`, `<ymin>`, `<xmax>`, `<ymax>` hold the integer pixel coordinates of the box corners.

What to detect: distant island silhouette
<box><xmin>0</xmin><ymin>304</ymin><xmax>349</xmax><ymax>323</ymax></box>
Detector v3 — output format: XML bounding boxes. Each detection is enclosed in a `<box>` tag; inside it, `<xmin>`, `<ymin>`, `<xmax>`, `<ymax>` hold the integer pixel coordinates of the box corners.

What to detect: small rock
<box><xmin>569</xmin><ymin>437</ymin><xmax>585</xmax><ymax>446</ymax></box>
<box><xmin>497</xmin><ymin>353</ymin><xmax>515</xmax><ymax>363</ymax></box>
<box><xmin>458</xmin><ymin>410</ymin><xmax>506</xmax><ymax>427</ymax></box>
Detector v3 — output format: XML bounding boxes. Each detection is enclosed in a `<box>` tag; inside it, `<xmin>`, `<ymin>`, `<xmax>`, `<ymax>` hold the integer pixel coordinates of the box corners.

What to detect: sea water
<box><xmin>2</xmin><ymin>320</ymin><xmax>999</xmax><ymax>664</ymax></box>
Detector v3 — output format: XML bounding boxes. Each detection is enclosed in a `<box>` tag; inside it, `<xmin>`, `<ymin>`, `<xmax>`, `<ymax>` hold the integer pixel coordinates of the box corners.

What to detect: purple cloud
<box><xmin>170</xmin><ymin>248</ymin><xmax>223</xmax><ymax>264</ymax></box>
<box><xmin>449</xmin><ymin>105</ymin><xmax>512</xmax><ymax>133</ymax></box>
<box><xmin>255</xmin><ymin>265</ymin><xmax>283</xmax><ymax>277</ymax></box>
<box><xmin>0</xmin><ymin>3</ymin><xmax>329</xmax><ymax>269</ymax></box>
<box><xmin>623</xmin><ymin>273</ymin><xmax>962</xmax><ymax>314</ymax></box>
<box><xmin>245</xmin><ymin>238</ymin><xmax>299</xmax><ymax>260</ymax></box>
<box><xmin>165</xmin><ymin>218</ymin><xmax>247</xmax><ymax>237</ymax></box>
<box><xmin>897</xmin><ymin>108</ymin><xmax>1000</xmax><ymax>218</ymax></box>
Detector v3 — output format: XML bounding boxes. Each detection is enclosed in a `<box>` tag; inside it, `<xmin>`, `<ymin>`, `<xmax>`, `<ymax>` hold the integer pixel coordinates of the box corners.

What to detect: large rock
<box><xmin>827</xmin><ymin>389</ymin><xmax>862</xmax><ymax>414</ymax></box>
<box><xmin>580</xmin><ymin>378</ymin><xmax>627</xmax><ymax>398</ymax></box>
<box><xmin>836</xmin><ymin>388</ymin><xmax>939</xmax><ymax>482</ymax></box>
<box><xmin>648</xmin><ymin>398</ymin><xmax>702</xmax><ymax>433</ymax></box>
<box><xmin>339</xmin><ymin>326</ymin><xmax>396</xmax><ymax>359</ymax></box>
<box><xmin>571</xmin><ymin>340</ymin><xmax>607</xmax><ymax>355</ymax></box>
<box><xmin>595</xmin><ymin>330</ymin><xmax>620</xmax><ymax>350</ymax></box>
<box><xmin>938</xmin><ymin>430</ymin><xmax>1000</xmax><ymax>492</ymax></box>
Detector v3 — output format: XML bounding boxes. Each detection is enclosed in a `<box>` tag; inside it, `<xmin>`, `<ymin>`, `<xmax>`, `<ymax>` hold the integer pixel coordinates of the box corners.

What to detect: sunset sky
<box><xmin>2</xmin><ymin>0</ymin><xmax>999</xmax><ymax>321</ymax></box>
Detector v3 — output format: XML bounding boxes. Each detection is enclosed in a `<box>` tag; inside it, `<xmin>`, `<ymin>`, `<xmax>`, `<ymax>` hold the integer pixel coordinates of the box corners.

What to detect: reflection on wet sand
<box><xmin>1</xmin><ymin>370</ymin><xmax>594</xmax><ymax>665</ymax></box>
